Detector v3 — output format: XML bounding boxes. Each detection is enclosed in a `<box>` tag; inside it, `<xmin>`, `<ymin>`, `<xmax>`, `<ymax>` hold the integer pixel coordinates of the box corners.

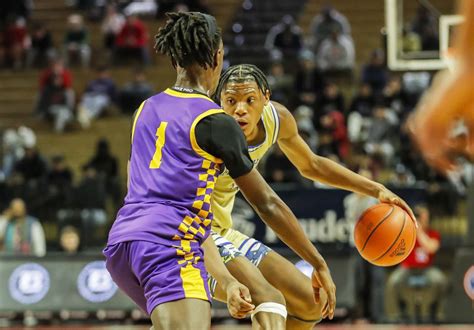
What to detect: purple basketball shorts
<box><xmin>103</xmin><ymin>240</ymin><xmax>211</xmax><ymax>315</ymax></box>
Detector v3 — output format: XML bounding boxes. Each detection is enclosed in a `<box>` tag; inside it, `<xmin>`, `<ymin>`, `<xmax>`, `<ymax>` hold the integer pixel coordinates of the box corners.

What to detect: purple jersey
<box><xmin>107</xmin><ymin>88</ymin><xmax>225</xmax><ymax>246</ymax></box>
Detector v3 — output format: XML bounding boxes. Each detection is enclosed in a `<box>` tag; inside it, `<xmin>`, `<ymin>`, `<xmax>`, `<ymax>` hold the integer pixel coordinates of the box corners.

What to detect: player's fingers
<box><xmin>321</xmin><ymin>300</ymin><xmax>330</xmax><ymax>319</ymax></box>
<box><xmin>230</xmin><ymin>309</ymin><xmax>246</xmax><ymax>319</ymax></box>
<box><xmin>239</xmin><ymin>285</ymin><xmax>252</xmax><ymax>303</ymax></box>
<box><xmin>228</xmin><ymin>303</ymin><xmax>250</xmax><ymax>319</ymax></box>
<box><xmin>396</xmin><ymin>199</ymin><xmax>418</xmax><ymax>227</ymax></box>
<box><xmin>313</xmin><ymin>286</ymin><xmax>320</xmax><ymax>304</ymax></box>
<box><xmin>232</xmin><ymin>310</ymin><xmax>247</xmax><ymax>319</ymax></box>
<box><xmin>234</xmin><ymin>296</ymin><xmax>255</xmax><ymax>312</ymax></box>
<box><xmin>327</xmin><ymin>288</ymin><xmax>336</xmax><ymax>320</ymax></box>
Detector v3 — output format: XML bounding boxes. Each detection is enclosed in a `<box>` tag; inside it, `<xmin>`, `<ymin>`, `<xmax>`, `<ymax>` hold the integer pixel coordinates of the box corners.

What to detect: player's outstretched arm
<box><xmin>196</xmin><ymin>111</ymin><xmax>335</xmax><ymax>317</ymax></box>
<box><xmin>234</xmin><ymin>170</ymin><xmax>336</xmax><ymax>319</ymax></box>
<box><xmin>202</xmin><ymin>236</ymin><xmax>255</xmax><ymax>319</ymax></box>
<box><xmin>408</xmin><ymin>0</ymin><xmax>474</xmax><ymax>172</ymax></box>
<box><xmin>274</xmin><ymin>102</ymin><xmax>416</xmax><ymax>222</ymax></box>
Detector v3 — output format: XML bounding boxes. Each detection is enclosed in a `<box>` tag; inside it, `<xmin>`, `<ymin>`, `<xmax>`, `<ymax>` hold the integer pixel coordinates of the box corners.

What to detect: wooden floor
<box><xmin>6</xmin><ymin>324</ymin><xmax>473</xmax><ymax>330</ymax></box>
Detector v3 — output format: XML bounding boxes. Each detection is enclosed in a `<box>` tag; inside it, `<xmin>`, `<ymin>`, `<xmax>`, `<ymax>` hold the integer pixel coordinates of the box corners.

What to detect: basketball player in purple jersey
<box><xmin>104</xmin><ymin>12</ymin><xmax>335</xmax><ymax>330</ymax></box>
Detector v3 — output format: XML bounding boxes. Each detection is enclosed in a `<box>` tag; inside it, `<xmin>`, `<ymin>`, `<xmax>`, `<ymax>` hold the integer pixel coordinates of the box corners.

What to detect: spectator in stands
<box><xmin>310</xmin><ymin>5</ymin><xmax>351</xmax><ymax>52</ymax></box>
<box><xmin>0</xmin><ymin>198</ymin><xmax>46</xmax><ymax>257</ymax></box>
<box><xmin>114</xmin><ymin>14</ymin><xmax>150</xmax><ymax>65</ymax></box>
<box><xmin>123</xmin><ymin>0</ymin><xmax>158</xmax><ymax>17</ymax></box>
<box><xmin>264</xmin><ymin>145</ymin><xmax>300</xmax><ymax>184</ymax></box>
<box><xmin>364</xmin><ymin>104</ymin><xmax>398</xmax><ymax>164</ymax></box>
<box><xmin>27</xmin><ymin>22</ymin><xmax>55</xmax><ymax>68</ymax></box>
<box><xmin>401</xmin><ymin>71</ymin><xmax>431</xmax><ymax>109</ymax></box>
<box><xmin>349</xmin><ymin>83</ymin><xmax>375</xmax><ymax>117</ymax></box>
<box><xmin>73</xmin><ymin>164</ymin><xmax>108</xmax><ymax>247</ymax></box>
<box><xmin>347</xmin><ymin>84</ymin><xmax>375</xmax><ymax>144</ymax></box>
<box><xmin>316</xmin><ymin>26</ymin><xmax>355</xmax><ymax>74</ymax></box>
<box><xmin>1</xmin><ymin>127</ymin><xmax>36</xmax><ymax>180</ymax></box>
<box><xmin>425</xmin><ymin>169</ymin><xmax>459</xmax><ymax>217</ymax></box>
<box><xmin>294</xmin><ymin>50</ymin><xmax>325</xmax><ymax>108</ymax></box>
<box><xmin>265</xmin><ymin>15</ymin><xmax>303</xmax><ymax>62</ymax></box>
<box><xmin>118</xmin><ymin>68</ymin><xmax>154</xmax><ymax>113</ymax></box>
<box><xmin>386</xmin><ymin>204</ymin><xmax>447</xmax><ymax>323</ymax></box>
<box><xmin>361</xmin><ymin>49</ymin><xmax>388</xmax><ymax>95</ymax></box>
<box><xmin>84</xmin><ymin>138</ymin><xmax>121</xmax><ymax>207</ymax></box>
<box><xmin>59</xmin><ymin>225</ymin><xmax>81</xmax><ymax>254</ymax></box>
<box><xmin>420</xmin><ymin>24</ymin><xmax>439</xmax><ymax>51</ymax></box>
<box><xmin>319</xmin><ymin>110</ymin><xmax>349</xmax><ymax>160</ymax></box>
<box><xmin>316</xmin><ymin>132</ymin><xmax>339</xmax><ymax>160</ymax></box>
<box><xmin>297</xmin><ymin>118</ymin><xmax>318</xmax><ymax>153</ymax></box>
<box><xmin>101</xmin><ymin>4</ymin><xmax>125</xmax><ymax>55</ymax></box>
<box><xmin>1</xmin><ymin>130</ymin><xmax>21</xmax><ymax>180</ymax></box>
<box><xmin>411</xmin><ymin>5</ymin><xmax>437</xmax><ymax>51</ymax></box>
<box><xmin>267</xmin><ymin>61</ymin><xmax>293</xmax><ymax>105</ymax></box>
<box><xmin>46</xmin><ymin>155</ymin><xmax>73</xmax><ymax>209</ymax></box>
<box><xmin>388</xmin><ymin>163</ymin><xmax>416</xmax><ymax>187</ymax></box>
<box><xmin>74</xmin><ymin>165</ymin><xmax>107</xmax><ymax>211</ymax></box>
<box><xmin>402</xmin><ymin>25</ymin><xmax>421</xmax><ymax>52</ymax></box>
<box><xmin>14</xmin><ymin>147</ymin><xmax>48</xmax><ymax>184</ymax></box>
<box><xmin>315</xmin><ymin>82</ymin><xmax>345</xmax><ymax>120</ymax></box>
<box><xmin>63</xmin><ymin>14</ymin><xmax>91</xmax><ymax>68</ymax></box>
<box><xmin>39</xmin><ymin>57</ymin><xmax>73</xmax><ymax>91</ymax></box>
<box><xmin>36</xmin><ymin>73</ymin><xmax>75</xmax><ymax>132</ymax></box>
<box><xmin>78</xmin><ymin>66</ymin><xmax>117</xmax><ymax>129</ymax></box>
<box><xmin>4</xmin><ymin>16</ymin><xmax>30</xmax><ymax>69</ymax></box>
<box><xmin>344</xmin><ymin>169</ymin><xmax>386</xmax><ymax>323</ymax></box>
<box><xmin>85</xmin><ymin>139</ymin><xmax>118</xmax><ymax>181</ymax></box>
<box><xmin>382</xmin><ymin>76</ymin><xmax>405</xmax><ymax>116</ymax></box>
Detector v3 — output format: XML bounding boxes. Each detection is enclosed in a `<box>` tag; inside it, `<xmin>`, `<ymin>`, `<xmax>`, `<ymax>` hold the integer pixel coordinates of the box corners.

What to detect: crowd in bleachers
<box><xmin>0</xmin><ymin>1</ymin><xmax>467</xmax><ymax>246</ymax></box>
<box><xmin>0</xmin><ymin>0</ymin><xmax>210</xmax><ymax>70</ymax></box>
<box><xmin>257</xmin><ymin>5</ymin><xmax>466</xmax><ymax>221</ymax></box>
<box><xmin>0</xmin><ymin>125</ymin><xmax>122</xmax><ymax>251</ymax></box>
<box><xmin>0</xmin><ymin>1</ymin><xmax>469</xmax><ymax>325</ymax></box>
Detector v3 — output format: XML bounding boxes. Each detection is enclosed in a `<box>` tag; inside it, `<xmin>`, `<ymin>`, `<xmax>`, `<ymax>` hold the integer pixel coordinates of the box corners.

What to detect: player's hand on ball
<box><xmin>311</xmin><ymin>267</ymin><xmax>336</xmax><ymax>320</ymax></box>
<box><xmin>377</xmin><ymin>187</ymin><xmax>417</xmax><ymax>227</ymax></box>
<box><xmin>225</xmin><ymin>280</ymin><xmax>255</xmax><ymax>319</ymax></box>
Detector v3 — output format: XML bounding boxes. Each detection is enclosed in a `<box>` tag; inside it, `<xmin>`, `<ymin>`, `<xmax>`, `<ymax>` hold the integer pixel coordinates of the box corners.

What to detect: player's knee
<box><xmin>251</xmin><ymin>280</ymin><xmax>285</xmax><ymax>306</ymax></box>
<box><xmin>287</xmin><ymin>287</ymin><xmax>323</xmax><ymax>322</ymax></box>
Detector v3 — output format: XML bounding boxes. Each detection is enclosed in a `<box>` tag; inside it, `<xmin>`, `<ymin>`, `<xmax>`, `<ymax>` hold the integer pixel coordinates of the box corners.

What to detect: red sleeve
<box><xmin>428</xmin><ymin>229</ymin><xmax>441</xmax><ymax>242</ymax></box>
<box><xmin>62</xmin><ymin>69</ymin><xmax>73</xmax><ymax>88</ymax></box>
<box><xmin>115</xmin><ymin>25</ymin><xmax>126</xmax><ymax>46</ymax></box>
<box><xmin>136</xmin><ymin>21</ymin><xmax>148</xmax><ymax>47</ymax></box>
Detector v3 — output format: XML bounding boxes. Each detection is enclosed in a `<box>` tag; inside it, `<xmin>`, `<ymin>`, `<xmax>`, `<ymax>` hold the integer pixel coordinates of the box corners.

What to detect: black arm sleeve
<box><xmin>195</xmin><ymin>113</ymin><xmax>254</xmax><ymax>178</ymax></box>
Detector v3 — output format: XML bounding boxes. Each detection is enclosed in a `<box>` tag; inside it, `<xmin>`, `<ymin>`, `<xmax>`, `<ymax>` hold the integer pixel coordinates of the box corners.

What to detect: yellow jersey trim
<box><xmin>164</xmin><ymin>88</ymin><xmax>214</xmax><ymax>102</ymax></box>
<box><xmin>131</xmin><ymin>100</ymin><xmax>147</xmax><ymax>143</ymax></box>
<box><xmin>190</xmin><ymin>109</ymin><xmax>225</xmax><ymax>164</ymax></box>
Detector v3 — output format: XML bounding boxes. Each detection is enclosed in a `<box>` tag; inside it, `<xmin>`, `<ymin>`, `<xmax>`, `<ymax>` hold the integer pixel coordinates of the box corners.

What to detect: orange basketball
<box><xmin>354</xmin><ymin>203</ymin><xmax>416</xmax><ymax>267</ymax></box>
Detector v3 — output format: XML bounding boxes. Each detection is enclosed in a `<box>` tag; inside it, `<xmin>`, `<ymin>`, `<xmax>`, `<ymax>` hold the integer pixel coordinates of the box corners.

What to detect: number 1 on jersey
<box><xmin>149</xmin><ymin>122</ymin><xmax>168</xmax><ymax>169</ymax></box>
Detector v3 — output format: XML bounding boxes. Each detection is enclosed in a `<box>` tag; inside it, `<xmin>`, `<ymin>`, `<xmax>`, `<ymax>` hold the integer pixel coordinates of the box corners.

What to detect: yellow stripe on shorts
<box><xmin>180</xmin><ymin>262</ymin><xmax>209</xmax><ymax>301</ymax></box>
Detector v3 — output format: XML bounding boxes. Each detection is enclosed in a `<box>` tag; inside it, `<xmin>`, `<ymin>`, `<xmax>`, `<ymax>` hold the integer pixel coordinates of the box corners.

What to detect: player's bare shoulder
<box><xmin>270</xmin><ymin>100</ymin><xmax>298</xmax><ymax>140</ymax></box>
<box><xmin>271</xmin><ymin>101</ymin><xmax>292</xmax><ymax>122</ymax></box>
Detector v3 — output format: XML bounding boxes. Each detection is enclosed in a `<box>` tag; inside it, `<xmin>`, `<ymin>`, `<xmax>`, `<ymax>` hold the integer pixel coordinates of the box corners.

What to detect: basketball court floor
<box><xmin>4</xmin><ymin>324</ymin><xmax>473</xmax><ymax>330</ymax></box>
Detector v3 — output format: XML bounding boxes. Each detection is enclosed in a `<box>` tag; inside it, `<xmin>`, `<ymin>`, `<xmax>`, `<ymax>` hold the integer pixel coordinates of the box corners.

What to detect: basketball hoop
<box><xmin>443</xmin><ymin>47</ymin><xmax>458</xmax><ymax>71</ymax></box>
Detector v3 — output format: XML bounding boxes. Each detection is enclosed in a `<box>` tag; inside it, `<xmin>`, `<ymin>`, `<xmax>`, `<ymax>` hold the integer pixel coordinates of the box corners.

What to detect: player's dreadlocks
<box><xmin>213</xmin><ymin>64</ymin><xmax>271</xmax><ymax>104</ymax></box>
<box><xmin>154</xmin><ymin>12</ymin><xmax>221</xmax><ymax>69</ymax></box>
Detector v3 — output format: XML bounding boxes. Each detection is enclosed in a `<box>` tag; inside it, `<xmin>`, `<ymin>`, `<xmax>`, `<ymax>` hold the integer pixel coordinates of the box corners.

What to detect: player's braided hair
<box><xmin>154</xmin><ymin>12</ymin><xmax>221</xmax><ymax>69</ymax></box>
<box><xmin>213</xmin><ymin>64</ymin><xmax>271</xmax><ymax>104</ymax></box>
